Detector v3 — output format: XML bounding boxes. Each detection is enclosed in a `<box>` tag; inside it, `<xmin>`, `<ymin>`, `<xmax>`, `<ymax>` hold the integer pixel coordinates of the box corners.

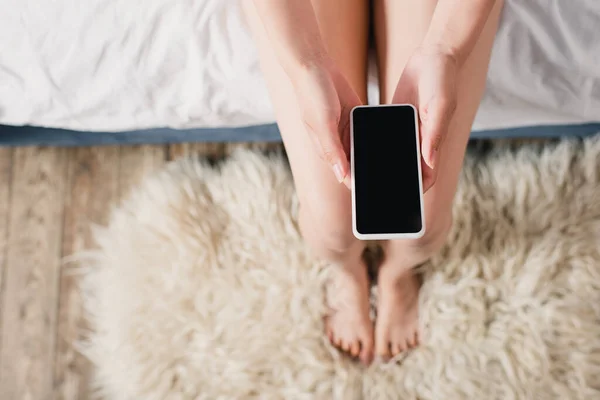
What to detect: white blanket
<box><xmin>0</xmin><ymin>0</ymin><xmax>599</xmax><ymax>132</ymax></box>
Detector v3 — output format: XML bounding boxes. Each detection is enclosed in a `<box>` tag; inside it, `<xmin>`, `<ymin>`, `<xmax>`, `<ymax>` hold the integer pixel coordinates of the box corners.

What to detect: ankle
<box><xmin>378</xmin><ymin>266</ymin><xmax>416</xmax><ymax>287</ymax></box>
<box><xmin>299</xmin><ymin>206</ymin><xmax>361</xmax><ymax>261</ymax></box>
<box><xmin>331</xmin><ymin>256</ymin><xmax>368</xmax><ymax>283</ymax></box>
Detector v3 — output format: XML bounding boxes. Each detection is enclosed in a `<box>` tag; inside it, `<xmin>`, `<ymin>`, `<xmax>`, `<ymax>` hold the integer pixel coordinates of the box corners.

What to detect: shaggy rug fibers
<box><xmin>79</xmin><ymin>136</ymin><xmax>600</xmax><ymax>400</ymax></box>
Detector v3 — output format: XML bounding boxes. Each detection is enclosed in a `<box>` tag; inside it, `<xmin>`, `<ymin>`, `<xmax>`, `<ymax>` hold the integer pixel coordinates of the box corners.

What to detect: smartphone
<box><xmin>350</xmin><ymin>104</ymin><xmax>425</xmax><ymax>240</ymax></box>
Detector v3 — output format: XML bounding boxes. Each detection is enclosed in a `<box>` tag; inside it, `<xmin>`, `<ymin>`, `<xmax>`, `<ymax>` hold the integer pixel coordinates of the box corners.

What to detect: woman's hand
<box><xmin>392</xmin><ymin>47</ymin><xmax>459</xmax><ymax>192</ymax></box>
<box><xmin>293</xmin><ymin>58</ymin><xmax>363</xmax><ymax>188</ymax></box>
<box><xmin>248</xmin><ymin>0</ymin><xmax>362</xmax><ymax>188</ymax></box>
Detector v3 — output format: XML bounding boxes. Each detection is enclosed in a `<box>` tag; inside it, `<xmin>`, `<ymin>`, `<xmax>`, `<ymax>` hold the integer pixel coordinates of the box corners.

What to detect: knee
<box><xmin>408</xmin><ymin>212</ymin><xmax>453</xmax><ymax>260</ymax></box>
<box><xmin>388</xmin><ymin>209</ymin><xmax>452</xmax><ymax>267</ymax></box>
<box><xmin>298</xmin><ymin>199</ymin><xmax>357</xmax><ymax>258</ymax></box>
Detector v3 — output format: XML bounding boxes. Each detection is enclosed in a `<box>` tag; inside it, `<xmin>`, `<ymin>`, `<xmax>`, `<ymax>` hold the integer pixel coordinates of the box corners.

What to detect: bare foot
<box><xmin>325</xmin><ymin>260</ymin><xmax>374</xmax><ymax>365</ymax></box>
<box><xmin>375</xmin><ymin>267</ymin><xmax>421</xmax><ymax>361</ymax></box>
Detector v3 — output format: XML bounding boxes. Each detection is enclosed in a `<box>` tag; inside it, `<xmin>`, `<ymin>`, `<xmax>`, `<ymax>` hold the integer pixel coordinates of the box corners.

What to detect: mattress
<box><xmin>0</xmin><ymin>0</ymin><xmax>599</xmax><ymax>132</ymax></box>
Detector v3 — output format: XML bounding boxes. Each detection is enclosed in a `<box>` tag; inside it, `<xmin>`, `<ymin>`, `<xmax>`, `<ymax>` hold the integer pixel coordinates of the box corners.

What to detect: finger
<box><xmin>421</xmin><ymin>158</ymin><xmax>437</xmax><ymax>194</ymax></box>
<box><xmin>420</xmin><ymin>95</ymin><xmax>456</xmax><ymax>170</ymax></box>
<box><xmin>337</xmin><ymin>109</ymin><xmax>354</xmax><ymax>190</ymax></box>
<box><xmin>306</xmin><ymin>121</ymin><xmax>350</xmax><ymax>185</ymax></box>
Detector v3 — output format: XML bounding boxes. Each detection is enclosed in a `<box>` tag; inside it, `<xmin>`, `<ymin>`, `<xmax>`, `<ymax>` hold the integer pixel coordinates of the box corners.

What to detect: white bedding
<box><xmin>0</xmin><ymin>0</ymin><xmax>599</xmax><ymax>132</ymax></box>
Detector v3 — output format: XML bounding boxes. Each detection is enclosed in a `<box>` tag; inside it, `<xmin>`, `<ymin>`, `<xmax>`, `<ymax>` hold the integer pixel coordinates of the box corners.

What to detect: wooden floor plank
<box><xmin>0</xmin><ymin>148</ymin><xmax>13</xmax><ymax>364</ymax></box>
<box><xmin>0</xmin><ymin>147</ymin><xmax>68</xmax><ymax>400</ymax></box>
<box><xmin>223</xmin><ymin>142</ymin><xmax>282</xmax><ymax>156</ymax></box>
<box><xmin>54</xmin><ymin>147</ymin><xmax>120</xmax><ymax>400</ymax></box>
<box><xmin>166</xmin><ymin>143</ymin><xmax>193</xmax><ymax>160</ymax></box>
<box><xmin>0</xmin><ymin>142</ymin><xmax>282</xmax><ymax>399</ymax></box>
<box><xmin>168</xmin><ymin>142</ymin><xmax>283</xmax><ymax>162</ymax></box>
<box><xmin>167</xmin><ymin>142</ymin><xmax>226</xmax><ymax>161</ymax></box>
<box><xmin>118</xmin><ymin>145</ymin><xmax>168</xmax><ymax>200</ymax></box>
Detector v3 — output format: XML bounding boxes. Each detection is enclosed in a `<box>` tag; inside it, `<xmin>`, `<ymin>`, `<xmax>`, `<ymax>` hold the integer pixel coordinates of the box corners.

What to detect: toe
<box><xmin>360</xmin><ymin>350</ymin><xmax>373</xmax><ymax>366</ymax></box>
<box><xmin>407</xmin><ymin>327</ymin><xmax>420</xmax><ymax>348</ymax></box>
<box><xmin>326</xmin><ymin>327</ymin><xmax>333</xmax><ymax>342</ymax></box>
<box><xmin>359</xmin><ymin>342</ymin><xmax>374</xmax><ymax>366</ymax></box>
<box><xmin>341</xmin><ymin>340</ymin><xmax>350</xmax><ymax>352</ymax></box>
<box><xmin>407</xmin><ymin>333</ymin><xmax>417</xmax><ymax>348</ymax></box>
<box><xmin>350</xmin><ymin>341</ymin><xmax>360</xmax><ymax>357</ymax></box>
<box><xmin>375</xmin><ymin>324</ymin><xmax>391</xmax><ymax>360</ymax></box>
<box><xmin>376</xmin><ymin>343</ymin><xmax>392</xmax><ymax>362</ymax></box>
<box><xmin>391</xmin><ymin>341</ymin><xmax>402</xmax><ymax>357</ymax></box>
<box><xmin>334</xmin><ymin>335</ymin><xmax>342</xmax><ymax>348</ymax></box>
<box><xmin>359</xmin><ymin>335</ymin><xmax>374</xmax><ymax>365</ymax></box>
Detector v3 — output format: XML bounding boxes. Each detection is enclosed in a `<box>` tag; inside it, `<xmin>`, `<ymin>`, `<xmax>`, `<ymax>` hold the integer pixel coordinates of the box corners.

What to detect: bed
<box><xmin>0</xmin><ymin>0</ymin><xmax>599</xmax><ymax>146</ymax></box>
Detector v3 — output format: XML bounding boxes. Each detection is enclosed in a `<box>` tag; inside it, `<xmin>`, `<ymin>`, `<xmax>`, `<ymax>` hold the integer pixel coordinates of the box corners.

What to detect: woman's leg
<box><xmin>243</xmin><ymin>0</ymin><xmax>374</xmax><ymax>363</ymax></box>
<box><xmin>373</xmin><ymin>0</ymin><xmax>504</xmax><ymax>359</ymax></box>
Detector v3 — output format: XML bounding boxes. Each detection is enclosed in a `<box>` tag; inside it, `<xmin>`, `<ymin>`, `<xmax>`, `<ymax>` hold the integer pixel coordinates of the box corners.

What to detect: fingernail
<box><xmin>429</xmin><ymin>148</ymin><xmax>438</xmax><ymax>169</ymax></box>
<box><xmin>343</xmin><ymin>175</ymin><xmax>351</xmax><ymax>189</ymax></box>
<box><xmin>333</xmin><ymin>163</ymin><xmax>344</xmax><ymax>183</ymax></box>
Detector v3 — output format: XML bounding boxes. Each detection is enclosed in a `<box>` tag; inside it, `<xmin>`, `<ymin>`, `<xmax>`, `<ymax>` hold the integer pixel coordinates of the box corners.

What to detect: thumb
<box><xmin>305</xmin><ymin>120</ymin><xmax>351</xmax><ymax>187</ymax></box>
<box><xmin>420</xmin><ymin>95</ymin><xmax>456</xmax><ymax>170</ymax></box>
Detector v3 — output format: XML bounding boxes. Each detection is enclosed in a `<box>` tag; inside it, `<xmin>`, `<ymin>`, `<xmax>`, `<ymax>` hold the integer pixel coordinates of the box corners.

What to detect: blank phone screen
<box><xmin>352</xmin><ymin>105</ymin><xmax>423</xmax><ymax>235</ymax></box>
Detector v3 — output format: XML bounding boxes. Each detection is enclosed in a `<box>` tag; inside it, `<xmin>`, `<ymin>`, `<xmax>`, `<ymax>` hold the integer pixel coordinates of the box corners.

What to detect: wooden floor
<box><xmin>0</xmin><ymin>142</ymin><xmax>280</xmax><ymax>400</ymax></box>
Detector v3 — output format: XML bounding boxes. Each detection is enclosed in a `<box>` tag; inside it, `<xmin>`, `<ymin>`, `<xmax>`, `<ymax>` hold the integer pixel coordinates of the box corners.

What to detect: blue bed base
<box><xmin>1</xmin><ymin>122</ymin><xmax>599</xmax><ymax>147</ymax></box>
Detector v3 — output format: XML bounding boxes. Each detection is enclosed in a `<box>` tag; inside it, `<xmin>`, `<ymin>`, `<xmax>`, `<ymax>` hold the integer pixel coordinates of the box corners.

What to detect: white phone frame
<box><xmin>350</xmin><ymin>104</ymin><xmax>426</xmax><ymax>241</ymax></box>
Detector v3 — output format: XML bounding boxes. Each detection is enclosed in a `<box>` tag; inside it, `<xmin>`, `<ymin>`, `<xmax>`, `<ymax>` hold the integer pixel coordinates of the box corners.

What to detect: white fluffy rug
<box><xmin>79</xmin><ymin>137</ymin><xmax>600</xmax><ymax>400</ymax></box>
